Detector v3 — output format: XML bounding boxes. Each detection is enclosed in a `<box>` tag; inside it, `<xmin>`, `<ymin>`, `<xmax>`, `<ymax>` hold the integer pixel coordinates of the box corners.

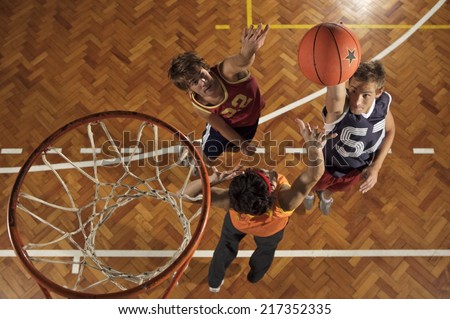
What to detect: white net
<box><xmin>10</xmin><ymin>113</ymin><xmax>208</xmax><ymax>296</ymax></box>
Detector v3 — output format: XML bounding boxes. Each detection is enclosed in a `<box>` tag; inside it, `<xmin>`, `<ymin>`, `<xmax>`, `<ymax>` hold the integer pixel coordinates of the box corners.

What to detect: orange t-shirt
<box><xmin>229</xmin><ymin>174</ymin><xmax>294</xmax><ymax>237</ymax></box>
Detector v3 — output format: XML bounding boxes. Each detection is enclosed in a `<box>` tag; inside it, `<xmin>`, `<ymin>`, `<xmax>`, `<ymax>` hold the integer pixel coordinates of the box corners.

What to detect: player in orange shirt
<box><xmin>181</xmin><ymin>119</ymin><xmax>334</xmax><ymax>292</ymax></box>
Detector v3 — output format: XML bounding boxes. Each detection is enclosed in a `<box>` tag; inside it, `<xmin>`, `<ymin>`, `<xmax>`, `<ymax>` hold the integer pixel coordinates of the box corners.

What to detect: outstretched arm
<box><xmin>324</xmin><ymin>82</ymin><xmax>347</xmax><ymax>123</ymax></box>
<box><xmin>221</xmin><ymin>23</ymin><xmax>269</xmax><ymax>81</ymax></box>
<box><xmin>179</xmin><ymin>166</ymin><xmax>242</xmax><ymax>210</ymax></box>
<box><xmin>195</xmin><ymin>109</ymin><xmax>256</xmax><ymax>156</ymax></box>
<box><xmin>278</xmin><ymin>119</ymin><xmax>333</xmax><ymax>211</ymax></box>
<box><xmin>359</xmin><ymin>110</ymin><xmax>395</xmax><ymax>193</ymax></box>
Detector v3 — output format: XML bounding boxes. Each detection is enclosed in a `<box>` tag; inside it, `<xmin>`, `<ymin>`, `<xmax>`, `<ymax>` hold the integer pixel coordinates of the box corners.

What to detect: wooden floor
<box><xmin>0</xmin><ymin>0</ymin><xmax>449</xmax><ymax>299</ymax></box>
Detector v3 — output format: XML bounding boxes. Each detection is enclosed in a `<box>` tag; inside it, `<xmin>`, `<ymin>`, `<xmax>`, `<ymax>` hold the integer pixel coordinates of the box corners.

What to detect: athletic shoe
<box><xmin>303</xmin><ymin>193</ymin><xmax>315</xmax><ymax>210</ymax></box>
<box><xmin>247</xmin><ymin>268</ymin><xmax>266</xmax><ymax>283</ymax></box>
<box><xmin>317</xmin><ymin>191</ymin><xmax>333</xmax><ymax>215</ymax></box>
<box><xmin>209</xmin><ymin>280</ymin><xmax>224</xmax><ymax>293</ymax></box>
<box><xmin>177</xmin><ymin>146</ymin><xmax>198</xmax><ymax>176</ymax></box>
<box><xmin>178</xmin><ymin>146</ymin><xmax>191</xmax><ymax>166</ymax></box>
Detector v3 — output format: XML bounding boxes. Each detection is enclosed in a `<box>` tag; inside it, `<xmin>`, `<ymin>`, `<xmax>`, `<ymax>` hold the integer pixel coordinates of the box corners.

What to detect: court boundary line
<box><xmin>0</xmin><ymin>146</ymin><xmax>433</xmax><ymax>174</ymax></box>
<box><xmin>1</xmin><ymin>249</ymin><xmax>449</xmax><ymax>258</ymax></box>
<box><xmin>5</xmin><ymin>248</ymin><xmax>448</xmax><ymax>274</ymax></box>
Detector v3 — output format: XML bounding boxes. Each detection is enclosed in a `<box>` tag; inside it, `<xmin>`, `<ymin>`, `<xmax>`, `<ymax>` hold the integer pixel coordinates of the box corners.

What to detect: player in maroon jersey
<box><xmin>168</xmin><ymin>23</ymin><xmax>269</xmax><ymax>165</ymax></box>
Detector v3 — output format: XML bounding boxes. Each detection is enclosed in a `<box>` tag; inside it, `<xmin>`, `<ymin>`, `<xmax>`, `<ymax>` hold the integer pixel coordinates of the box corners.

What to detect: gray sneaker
<box><xmin>303</xmin><ymin>194</ymin><xmax>315</xmax><ymax>210</ymax></box>
<box><xmin>178</xmin><ymin>146</ymin><xmax>191</xmax><ymax>166</ymax></box>
<box><xmin>177</xmin><ymin>146</ymin><xmax>198</xmax><ymax>176</ymax></box>
<box><xmin>209</xmin><ymin>280</ymin><xmax>224</xmax><ymax>293</ymax></box>
<box><xmin>317</xmin><ymin>191</ymin><xmax>333</xmax><ymax>215</ymax></box>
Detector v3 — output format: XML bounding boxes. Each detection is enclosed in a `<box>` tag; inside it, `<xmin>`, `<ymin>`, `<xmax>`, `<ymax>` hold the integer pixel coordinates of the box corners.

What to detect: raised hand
<box><xmin>241</xmin><ymin>23</ymin><xmax>270</xmax><ymax>57</ymax></box>
<box><xmin>295</xmin><ymin>118</ymin><xmax>335</xmax><ymax>147</ymax></box>
<box><xmin>210</xmin><ymin>165</ymin><xmax>243</xmax><ymax>185</ymax></box>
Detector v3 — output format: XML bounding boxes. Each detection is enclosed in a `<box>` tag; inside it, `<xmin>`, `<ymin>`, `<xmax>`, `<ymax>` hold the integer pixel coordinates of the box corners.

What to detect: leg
<box><xmin>304</xmin><ymin>170</ymin><xmax>331</xmax><ymax>210</ymax></box>
<box><xmin>232</xmin><ymin>123</ymin><xmax>259</xmax><ymax>143</ymax></box>
<box><xmin>208</xmin><ymin>213</ymin><xmax>246</xmax><ymax>288</ymax></box>
<box><xmin>321</xmin><ymin>189</ymin><xmax>333</xmax><ymax>200</ymax></box>
<box><xmin>202</xmin><ymin>124</ymin><xmax>228</xmax><ymax>162</ymax></box>
<box><xmin>202</xmin><ymin>122</ymin><xmax>259</xmax><ymax>163</ymax></box>
<box><xmin>247</xmin><ymin>228</ymin><xmax>285</xmax><ymax>283</ymax></box>
<box><xmin>318</xmin><ymin>169</ymin><xmax>362</xmax><ymax>214</ymax></box>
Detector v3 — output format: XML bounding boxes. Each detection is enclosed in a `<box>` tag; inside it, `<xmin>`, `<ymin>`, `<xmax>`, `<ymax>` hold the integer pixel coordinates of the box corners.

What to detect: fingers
<box><xmin>213</xmin><ymin>164</ymin><xmax>243</xmax><ymax>177</ymax></box>
<box><xmin>295</xmin><ymin>118</ymin><xmax>311</xmax><ymax>133</ymax></box>
<box><xmin>245</xmin><ymin>23</ymin><xmax>269</xmax><ymax>40</ymax></box>
<box><xmin>296</xmin><ymin>118</ymin><xmax>314</xmax><ymax>136</ymax></box>
<box><xmin>312</xmin><ymin>126</ymin><xmax>318</xmax><ymax>138</ymax></box>
<box><xmin>326</xmin><ymin>132</ymin><xmax>338</xmax><ymax>140</ymax></box>
<box><xmin>231</xmin><ymin>164</ymin><xmax>243</xmax><ymax>173</ymax></box>
<box><xmin>359</xmin><ymin>169</ymin><xmax>377</xmax><ymax>193</ymax></box>
<box><xmin>242</xmin><ymin>26</ymin><xmax>248</xmax><ymax>39</ymax></box>
<box><xmin>255</xmin><ymin>22</ymin><xmax>262</xmax><ymax>34</ymax></box>
<box><xmin>359</xmin><ymin>180</ymin><xmax>374</xmax><ymax>193</ymax></box>
<box><xmin>295</xmin><ymin>118</ymin><xmax>305</xmax><ymax>130</ymax></box>
<box><xmin>318</xmin><ymin>131</ymin><xmax>337</xmax><ymax>142</ymax></box>
<box><xmin>296</xmin><ymin>118</ymin><xmax>337</xmax><ymax>142</ymax></box>
<box><xmin>257</xmin><ymin>23</ymin><xmax>270</xmax><ymax>39</ymax></box>
<box><xmin>211</xmin><ymin>166</ymin><xmax>219</xmax><ymax>174</ymax></box>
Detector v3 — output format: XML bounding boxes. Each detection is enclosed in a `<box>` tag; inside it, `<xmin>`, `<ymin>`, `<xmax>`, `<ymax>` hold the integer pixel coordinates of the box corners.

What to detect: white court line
<box><xmin>259</xmin><ymin>89</ymin><xmax>326</xmax><ymax>124</ymax></box>
<box><xmin>284</xmin><ymin>148</ymin><xmax>306</xmax><ymax>154</ymax></box>
<box><xmin>72</xmin><ymin>256</ymin><xmax>80</xmax><ymax>274</ymax></box>
<box><xmin>0</xmin><ymin>148</ymin><xmax>23</xmax><ymax>154</ymax></box>
<box><xmin>6</xmin><ymin>249</ymin><xmax>449</xmax><ymax>274</ymax></box>
<box><xmin>413</xmin><ymin>148</ymin><xmax>435</xmax><ymax>154</ymax></box>
<box><xmin>1</xmin><ymin>249</ymin><xmax>449</xmax><ymax>258</ymax></box>
<box><xmin>0</xmin><ymin>147</ymin><xmax>419</xmax><ymax>175</ymax></box>
<box><xmin>121</xmin><ymin>148</ymin><xmax>142</xmax><ymax>153</ymax></box>
<box><xmin>80</xmin><ymin>148</ymin><xmax>101</xmax><ymax>154</ymax></box>
<box><xmin>0</xmin><ymin>146</ymin><xmax>182</xmax><ymax>174</ymax></box>
<box><xmin>46</xmin><ymin>148</ymin><xmax>63</xmax><ymax>154</ymax></box>
<box><xmin>255</xmin><ymin>147</ymin><xmax>307</xmax><ymax>154</ymax></box>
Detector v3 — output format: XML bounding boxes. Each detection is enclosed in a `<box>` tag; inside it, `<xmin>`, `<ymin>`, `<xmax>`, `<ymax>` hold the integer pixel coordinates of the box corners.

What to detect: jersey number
<box><xmin>220</xmin><ymin>94</ymin><xmax>253</xmax><ymax>118</ymax></box>
<box><xmin>336</xmin><ymin>119</ymin><xmax>386</xmax><ymax>157</ymax></box>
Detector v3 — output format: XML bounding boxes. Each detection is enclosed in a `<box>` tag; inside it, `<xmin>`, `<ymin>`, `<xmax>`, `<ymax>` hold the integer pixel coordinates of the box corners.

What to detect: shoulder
<box><xmin>211</xmin><ymin>187</ymin><xmax>231</xmax><ymax>210</ymax></box>
<box><xmin>378</xmin><ymin>91</ymin><xmax>391</xmax><ymax>106</ymax></box>
<box><xmin>373</xmin><ymin>91</ymin><xmax>392</xmax><ymax>117</ymax></box>
<box><xmin>218</xmin><ymin>61</ymin><xmax>251</xmax><ymax>83</ymax></box>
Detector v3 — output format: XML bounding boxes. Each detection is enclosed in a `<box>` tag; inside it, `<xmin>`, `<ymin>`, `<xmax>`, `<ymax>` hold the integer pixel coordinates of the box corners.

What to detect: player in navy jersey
<box><xmin>304</xmin><ymin>60</ymin><xmax>396</xmax><ymax>215</ymax></box>
<box><xmin>168</xmin><ymin>23</ymin><xmax>269</xmax><ymax>164</ymax></box>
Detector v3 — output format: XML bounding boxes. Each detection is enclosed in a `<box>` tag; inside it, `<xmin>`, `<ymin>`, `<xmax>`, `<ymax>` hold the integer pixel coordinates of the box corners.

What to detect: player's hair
<box><xmin>168</xmin><ymin>52</ymin><xmax>210</xmax><ymax>91</ymax></box>
<box><xmin>351</xmin><ymin>60</ymin><xmax>385</xmax><ymax>89</ymax></box>
<box><xmin>228</xmin><ymin>169</ymin><xmax>275</xmax><ymax>216</ymax></box>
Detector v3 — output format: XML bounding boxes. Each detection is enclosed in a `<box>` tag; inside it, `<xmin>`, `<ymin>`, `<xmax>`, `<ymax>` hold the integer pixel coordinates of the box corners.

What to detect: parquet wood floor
<box><xmin>0</xmin><ymin>0</ymin><xmax>449</xmax><ymax>299</ymax></box>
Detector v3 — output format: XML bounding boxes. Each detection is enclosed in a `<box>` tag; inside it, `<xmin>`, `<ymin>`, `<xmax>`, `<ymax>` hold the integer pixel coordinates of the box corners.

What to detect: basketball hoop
<box><xmin>7</xmin><ymin>110</ymin><xmax>210</xmax><ymax>298</ymax></box>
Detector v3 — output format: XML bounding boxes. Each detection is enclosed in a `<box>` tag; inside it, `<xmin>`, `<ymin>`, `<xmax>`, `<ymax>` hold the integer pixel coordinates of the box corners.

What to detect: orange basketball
<box><xmin>298</xmin><ymin>23</ymin><xmax>361</xmax><ymax>86</ymax></box>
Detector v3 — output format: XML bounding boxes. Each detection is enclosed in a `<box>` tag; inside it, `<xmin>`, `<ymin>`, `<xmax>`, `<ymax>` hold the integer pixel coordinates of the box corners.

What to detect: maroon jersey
<box><xmin>190</xmin><ymin>63</ymin><xmax>265</xmax><ymax>127</ymax></box>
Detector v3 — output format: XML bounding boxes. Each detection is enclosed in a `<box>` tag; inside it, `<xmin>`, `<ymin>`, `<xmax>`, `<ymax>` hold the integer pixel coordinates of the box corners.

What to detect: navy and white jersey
<box><xmin>322</xmin><ymin>91</ymin><xmax>392</xmax><ymax>177</ymax></box>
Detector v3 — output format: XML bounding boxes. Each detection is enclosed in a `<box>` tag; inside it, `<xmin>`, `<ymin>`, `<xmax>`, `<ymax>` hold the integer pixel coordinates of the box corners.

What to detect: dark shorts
<box><xmin>201</xmin><ymin>123</ymin><xmax>258</xmax><ymax>159</ymax></box>
<box><xmin>313</xmin><ymin>169</ymin><xmax>362</xmax><ymax>193</ymax></box>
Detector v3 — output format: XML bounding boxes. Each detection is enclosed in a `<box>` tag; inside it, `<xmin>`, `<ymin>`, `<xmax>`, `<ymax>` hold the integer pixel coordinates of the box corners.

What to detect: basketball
<box><xmin>297</xmin><ymin>23</ymin><xmax>361</xmax><ymax>86</ymax></box>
